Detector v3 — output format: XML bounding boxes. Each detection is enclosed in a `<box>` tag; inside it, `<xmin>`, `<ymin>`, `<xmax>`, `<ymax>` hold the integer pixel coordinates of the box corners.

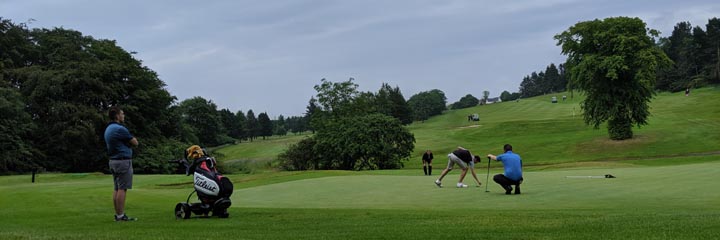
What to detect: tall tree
<box><xmin>0</xmin><ymin>18</ymin><xmax>192</xmax><ymax>174</ymax></box>
<box><xmin>545</xmin><ymin>63</ymin><xmax>563</xmax><ymax>92</ymax></box>
<box><xmin>376</xmin><ymin>83</ymin><xmax>413</xmax><ymax>124</ymax></box>
<box><xmin>313</xmin><ymin>78</ymin><xmax>360</xmax><ymax>117</ymax></box>
<box><xmin>311</xmin><ymin>114</ymin><xmax>415</xmax><ymax>170</ymax></box>
<box><xmin>177</xmin><ymin>97</ymin><xmax>224</xmax><ymax>146</ymax></box>
<box><xmin>0</xmin><ymin>19</ymin><xmax>39</xmax><ymax>173</ymax></box>
<box><xmin>234</xmin><ymin>110</ymin><xmax>247</xmax><ymax>141</ymax></box>
<box><xmin>407</xmin><ymin>89</ymin><xmax>446</xmax><ymax>121</ymax></box>
<box><xmin>305</xmin><ymin>97</ymin><xmax>320</xmax><ymax>133</ymax></box>
<box><xmin>387</xmin><ymin>85</ymin><xmax>413</xmax><ymax>125</ymax></box>
<box><xmin>705</xmin><ymin>18</ymin><xmax>720</xmax><ymax>83</ymax></box>
<box><xmin>450</xmin><ymin>94</ymin><xmax>479</xmax><ymax>109</ymax></box>
<box><xmin>218</xmin><ymin>108</ymin><xmax>240</xmax><ymax>142</ymax></box>
<box><xmin>274</xmin><ymin>115</ymin><xmax>287</xmax><ymax>136</ymax></box>
<box><xmin>245</xmin><ymin>110</ymin><xmax>258</xmax><ymax>141</ymax></box>
<box><xmin>257</xmin><ymin>112</ymin><xmax>272</xmax><ymax>139</ymax></box>
<box><xmin>500</xmin><ymin>91</ymin><xmax>512</xmax><ymax>102</ymax></box>
<box><xmin>279</xmin><ymin>78</ymin><xmax>416</xmax><ymax>170</ymax></box>
<box><xmin>657</xmin><ymin>22</ymin><xmax>698</xmax><ymax>91</ymax></box>
<box><xmin>286</xmin><ymin>116</ymin><xmax>306</xmax><ymax>134</ymax></box>
<box><xmin>555</xmin><ymin>17</ymin><xmax>671</xmax><ymax>140</ymax></box>
<box><xmin>1</xmin><ymin>21</ymin><xmax>179</xmax><ymax>173</ymax></box>
<box><xmin>0</xmin><ymin>88</ymin><xmax>38</xmax><ymax>172</ymax></box>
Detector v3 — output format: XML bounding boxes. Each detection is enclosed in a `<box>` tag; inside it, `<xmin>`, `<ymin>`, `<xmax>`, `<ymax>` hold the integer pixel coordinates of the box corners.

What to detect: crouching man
<box><xmin>488</xmin><ymin>144</ymin><xmax>523</xmax><ymax>195</ymax></box>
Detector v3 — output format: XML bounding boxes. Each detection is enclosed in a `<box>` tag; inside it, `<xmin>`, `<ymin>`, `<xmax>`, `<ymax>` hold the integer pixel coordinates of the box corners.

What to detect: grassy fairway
<box><xmin>215</xmin><ymin>133</ymin><xmax>310</xmax><ymax>162</ymax></box>
<box><xmin>1</xmin><ymin>160</ymin><xmax>719</xmax><ymax>239</ymax></box>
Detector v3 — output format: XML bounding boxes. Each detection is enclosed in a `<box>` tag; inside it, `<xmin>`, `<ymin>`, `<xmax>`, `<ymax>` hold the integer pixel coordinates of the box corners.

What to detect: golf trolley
<box><xmin>170</xmin><ymin>145</ymin><xmax>233</xmax><ymax>219</ymax></box>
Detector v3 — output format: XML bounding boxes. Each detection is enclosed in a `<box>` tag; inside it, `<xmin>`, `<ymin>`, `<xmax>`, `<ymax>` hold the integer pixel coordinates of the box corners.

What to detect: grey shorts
<box><xmin>109</xmin><ymin>160</ymin><xmax>133</xmax><ymax>190</ymax></box>
<box><xmin>447</xmin><ymin>153</ymin><xmax>474</xmax><ymax>170</ymax></box>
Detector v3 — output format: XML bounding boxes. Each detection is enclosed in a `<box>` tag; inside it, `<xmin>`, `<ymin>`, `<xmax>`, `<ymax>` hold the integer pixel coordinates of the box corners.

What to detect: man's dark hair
<box><xmin>503</xmin><ymin>144</ymin><xmax>513</xmax><ymax>152</ymax></box>
<box><xmin>108</xmin><ymin>106</ymin><xmax>123</xmax><ymax>121</ymax></box>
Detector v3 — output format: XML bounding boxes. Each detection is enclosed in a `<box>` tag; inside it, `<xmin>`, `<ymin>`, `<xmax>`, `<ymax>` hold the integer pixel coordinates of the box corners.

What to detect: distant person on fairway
<box><xmin>105</xmin><ymin>106</ymin><xmax>139</xmax><ymax>221</ymax></box>
<box><xmin>487</xmin><ymin>144</ymin><xmax>523</xmax><ymax>195</ymax></box>
<box><xmin>422</xmin><ymin>150</ymin><xmax>434</xmax><ymax>175</ymax></box>
<box><xmin>434</xmin><ymin>147</ymin><xmax>482</xmax><ymax>188</ymax></box>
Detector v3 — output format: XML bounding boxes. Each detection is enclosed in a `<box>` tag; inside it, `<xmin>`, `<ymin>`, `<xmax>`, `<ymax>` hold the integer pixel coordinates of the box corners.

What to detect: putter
<box><xmin>566</xmin><ymin>174</ymin><xmax>616</xmax><ymax>179</ymax></box>
<box><xmin>485</xmin><ymin>157</ymin><xmax>491</xmax><ymax>192</ymax></box>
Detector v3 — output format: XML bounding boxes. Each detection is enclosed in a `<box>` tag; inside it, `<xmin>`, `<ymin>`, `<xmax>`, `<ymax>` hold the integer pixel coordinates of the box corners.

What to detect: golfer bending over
<box><xmin>487</xmin><ymin>144</ymin><xmax>523</xmax><ymax>195</ymax></box>
<box><xmin>434</xmin><ymin>147</ymin><xmax>482</xmax><ymax>188</ymax></box>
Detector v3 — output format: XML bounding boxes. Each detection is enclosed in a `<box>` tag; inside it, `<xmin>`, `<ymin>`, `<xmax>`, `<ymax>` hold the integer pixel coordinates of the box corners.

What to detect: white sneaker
<box><xmin>434</xmin><ymin>180</ymin><xmax>442</xmax><ymax>188</ymax></box>
<box><xmin>456</xmin><ymin>183</ymin><xmax>468</xmax><ymax>188</ymax></box>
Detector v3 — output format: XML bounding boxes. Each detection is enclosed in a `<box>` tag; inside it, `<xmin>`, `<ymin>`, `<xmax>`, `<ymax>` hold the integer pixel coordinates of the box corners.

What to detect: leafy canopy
<box><xmin>555</xmin><ymin>17</ymin><xmax>671</xmax><ymax>140</ymax></box>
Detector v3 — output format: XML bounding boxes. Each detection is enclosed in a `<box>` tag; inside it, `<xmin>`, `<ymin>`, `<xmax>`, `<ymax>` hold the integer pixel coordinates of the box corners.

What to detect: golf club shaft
<box><xmin>485</xmin><ymin>157</ymin><xmax>491</xmax><ymax>192</ymax></box>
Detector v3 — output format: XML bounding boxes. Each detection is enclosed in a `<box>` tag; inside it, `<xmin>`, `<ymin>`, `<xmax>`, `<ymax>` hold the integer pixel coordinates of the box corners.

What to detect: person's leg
<box><xmin>111</xmin><ymin>160</ymin><xmax>135</xmax><ymax>220</ymax></box>
<box><xmin>423</xmin><ymin>161</ymin><xmax>428</xmax><ymax>175</ymax></box>
<box><xmin>437</xmin><ymin>168</ymin><xmax>451</xmax><ymax>181</ymax></box>
<box><xmin>493</xmin><ymin>174</ymin><xmax>513</xmax><ymax>194</ymax></box>
<box><xmin>115</xmin><ymin>189</ymin><xmax>126</xmax><ymax>215</ymax></box>
<box><xmin>113</xmin><ymin>190</ymin><xmax>119</xmax><ymax>214</ymax></box>
<box><xmin>448</xmin><ymin>156</ymin><xmax>469</xmax><ymax>188</ymax></box>
<box><xmin>428</xmin><ymin>162</ymin><xmax>433</xmax><ymax>175</ymax></box>
<box><xmin>435</xmin><ymin>156</ymin><xmax>456</xmax><ymax>187</ymax></box>
<box><xmin>514</xmin><ymin>177</ymin><xmax>523</xmax><ymax>194</ymax></box>
<box><xmin>458</xmin><ymin>168</ymin><xmax>468</xmax><ymax>183</ymax></box>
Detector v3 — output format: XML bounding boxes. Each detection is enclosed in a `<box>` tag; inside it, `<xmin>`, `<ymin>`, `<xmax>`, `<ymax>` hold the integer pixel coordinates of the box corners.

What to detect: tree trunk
<box><xmin>608</xmin><ymin>115</ymin><xmax>633</xmax><ymax>140</ymax></box>
<box><xmin>716</xmin><ymin>46</ymin><xmax>720</xmax><ymax>83</ymax></box>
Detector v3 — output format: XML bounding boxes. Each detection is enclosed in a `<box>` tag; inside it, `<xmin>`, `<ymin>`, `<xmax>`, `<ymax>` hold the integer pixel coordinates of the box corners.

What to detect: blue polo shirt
<box><xmin>104</xmin><ymin>122</ymin><xmax>133</xmax><ymax>160</ymax></box>
<box><xmin>497</xmin><ymin>151</ymin><xmax>522</xmax><ymax>181</ymax></box>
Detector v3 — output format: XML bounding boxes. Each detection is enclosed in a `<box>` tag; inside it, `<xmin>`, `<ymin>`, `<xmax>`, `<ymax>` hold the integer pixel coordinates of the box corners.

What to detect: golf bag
<box><xmin>172</xmin><ymin>145</ymin><xmax>233</xmax><ymax>219</ymax></box>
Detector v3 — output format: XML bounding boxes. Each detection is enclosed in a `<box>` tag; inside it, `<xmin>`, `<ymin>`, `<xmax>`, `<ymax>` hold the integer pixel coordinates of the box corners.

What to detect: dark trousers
<box><xmin>493</xmin><ymin>174</ymin><xmax>522</xmax><ymax>193</ymax></box>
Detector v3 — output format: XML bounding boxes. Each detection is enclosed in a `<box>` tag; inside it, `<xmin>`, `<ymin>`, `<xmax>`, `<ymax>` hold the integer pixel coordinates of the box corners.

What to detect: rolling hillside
<box><xmin>217</xmin><ymin>86</ymin><xmax>720</xmax><ymax>169</ymax></box>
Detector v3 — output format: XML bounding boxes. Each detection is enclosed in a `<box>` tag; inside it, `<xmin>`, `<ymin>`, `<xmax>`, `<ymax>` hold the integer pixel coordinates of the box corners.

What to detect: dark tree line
<box><xmin>0</xmin><ymin>18</ymin><xmax>305</xmax><ymax>174</ymax></box>
<box><xmin>0</xmin><ymin>18</ymin><xmax>181</xmax><ymax>174</ymax></box>
<box><xmin>656</xmin><ymin>18</ymin><xmax>720</xmax><ymax>91</ymax></box>
<box><xmin>509</xmin><ymin>18</ymin><xmax>720</xmax><ymax>98</ymax></box>
<box><xmin>518</xmin><ymin>63</ymin><xmax>568</xmax><ymax>98</ymax></box>
<box><xmin>178</xmin><ymin>96</ymin><xmax>311</xmax><ymax>145</ymax></box>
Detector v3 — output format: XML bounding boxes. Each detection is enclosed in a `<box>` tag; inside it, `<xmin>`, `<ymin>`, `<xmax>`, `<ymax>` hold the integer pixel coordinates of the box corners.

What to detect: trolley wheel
<box><xmin>175</xmin><ymin>203</ymin><xmax>191</xmax><ymax>219</ymax></box>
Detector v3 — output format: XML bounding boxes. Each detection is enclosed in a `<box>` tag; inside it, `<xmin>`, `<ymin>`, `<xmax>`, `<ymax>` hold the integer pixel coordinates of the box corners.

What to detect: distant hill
<box><xmin>217</xmin><ymin>86</ymin><xmax>720</xmax><ymax>169</ymax></box>
<box><xmin>407</xmin><ymin>86</ymin><xmax>720</xmax><ymax>168</ymax></box>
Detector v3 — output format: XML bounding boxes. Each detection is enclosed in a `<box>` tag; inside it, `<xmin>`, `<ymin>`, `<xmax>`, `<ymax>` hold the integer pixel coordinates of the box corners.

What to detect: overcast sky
<box><xmin>2</xmin><ymin>0</ymin><xmax>719</xmax><ymax>117</ymax></box>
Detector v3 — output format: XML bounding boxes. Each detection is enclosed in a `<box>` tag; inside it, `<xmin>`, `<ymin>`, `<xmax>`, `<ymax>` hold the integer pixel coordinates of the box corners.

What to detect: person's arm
<box><xmin>487</xmin><ymin>154</ymin><xmax>498</xmax><ymax>161</ymax></box>
<box><xmin>129</xmin><ymin>137</ymin><xmax>138</xmax><ymax>147</ymax></box>
<box><xmin>120</xmin><ymin>127</ymin><xmax>138</xmax><ymax>147</ymax></box>
<box><xmin>470</xmin><ymin>167</ymin><xmax>482</xmax><ymax>186</ymax></box>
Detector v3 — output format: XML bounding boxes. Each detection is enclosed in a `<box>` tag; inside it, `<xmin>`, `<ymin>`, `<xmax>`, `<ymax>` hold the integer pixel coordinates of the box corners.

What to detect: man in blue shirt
<box><xmin>104</xmin><ymin>106</ymin><xmax>138</xmax><ymax>221</ymax></box>
<box><xmin>487</xmin><ymin>144</ymin><xmax>523</xmax><ymax>195</ymax></box>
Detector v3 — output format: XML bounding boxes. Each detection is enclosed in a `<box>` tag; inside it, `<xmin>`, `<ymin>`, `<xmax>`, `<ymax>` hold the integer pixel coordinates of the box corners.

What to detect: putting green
<box><xmin>2</xmin><ymin>161</ymin><xmax>719</xmax><ymax>239</ymax></box>
<box><xmin>234</xmin><ymin>161</ymin><xmax>720</xmax><ymax>211</ymax></box>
